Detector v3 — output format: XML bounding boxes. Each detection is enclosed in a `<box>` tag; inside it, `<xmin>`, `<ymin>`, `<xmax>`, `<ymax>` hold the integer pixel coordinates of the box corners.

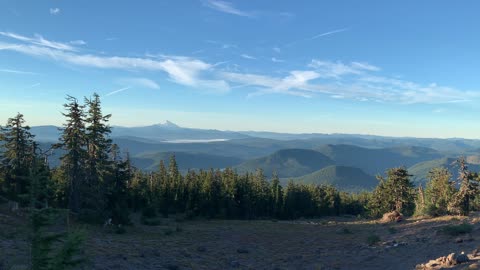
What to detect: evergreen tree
<box><xmin>368</xmin><ymin>167</ymin><xmax>415</xmax><ymax>217</ymax></box>
<box><xmin>83</xmin><ymin>93</ymin><xmax>113</xmax><ymax>221</ymax></box>
<box><xmin>168</xmin><ymin>154</ymin><xmax>182</xmax><ymax>213</ymax></box>
<box><xmin>157</xmin><ymin>160</ymin><xmax>169</xmax><ymax>217</ymax></box>
<box><xmin>423</xmin><ymin>167</ymin><xmax>455</xmax><ymax>216</ymax></box>
<box><xmin>0</xmin><ymin>113</ymin><xmax>36</xmax><ymax>203</ymax></box>
<box><xmin>29</xmin><ymin>154</ymin><xmax>53</xmax><ymax>209</ymax></box>
<box><xmin>104</xmin><ymin>144</ymin><xmax>131</xmax><ymax>225</ymax></box>
<box><xmin>449</xmin><ymin>158</ymin><xmax>477</xmax><ymax>215</ymax></box>
<box><xmin>270</xmin><ymin>172</ymin><xmax>283</xmax><ymax>218</ymax></box>
<box><xmin>30</xmin><ymin>208</ymin><xmax>85</xmax><ymax>270</ymax></box>
<box><xmin>57</xmin><ymin>96</ymin><xmax>87</xmax><ymax>214</ymax></box>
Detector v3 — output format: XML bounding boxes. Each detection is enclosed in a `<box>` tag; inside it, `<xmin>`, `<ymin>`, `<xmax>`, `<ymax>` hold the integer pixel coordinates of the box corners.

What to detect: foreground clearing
<box><xmin>2</xmin><ymin>209</ymin><xmax>480</xmax><ymax>270</ymax></box>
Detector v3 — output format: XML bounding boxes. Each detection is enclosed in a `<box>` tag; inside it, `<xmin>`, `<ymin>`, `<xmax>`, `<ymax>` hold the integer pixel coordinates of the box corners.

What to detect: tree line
<box><xmin>1</xmin><ymin>93</ymin><xmax>480</xmax><ymax>227</ymax></box>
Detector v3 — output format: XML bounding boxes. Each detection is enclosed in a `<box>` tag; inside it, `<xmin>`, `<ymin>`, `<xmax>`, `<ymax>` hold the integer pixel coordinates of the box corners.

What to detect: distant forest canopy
<box><xmin>1</xmin><ymin>93</ymin><xmax>480</xmax><ymax>225</ymax></box>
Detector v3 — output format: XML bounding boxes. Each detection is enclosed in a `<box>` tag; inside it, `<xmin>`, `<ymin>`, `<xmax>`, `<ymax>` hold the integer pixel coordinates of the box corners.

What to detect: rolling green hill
<box><xmin>234</xmin><ymin>149</ymin><xmax>334</xmax><ymax>178</ymax></box>
<box><xmin>409</xmin><ymin>156</ymin><xmax>480</xmax><ymax>185</ymax></box>
<box><xmin>315</xmin><ymin>144</ymin><xmax>444</xmax><ymax>176</ymax></box>
<box><xmin>132</xmin><ymin>151</ymin><xmax>244</xmax><ymax>172</ymax></box>
<box><xmin>287</xmin><ymin>165</ymin><xmax>378</xmax><ymax>192</ymax></box>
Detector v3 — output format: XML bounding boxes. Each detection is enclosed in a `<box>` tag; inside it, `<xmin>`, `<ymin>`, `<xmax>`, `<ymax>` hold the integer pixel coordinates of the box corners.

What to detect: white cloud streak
<box><xmin>27</xmin><ymin>82</ymin><xmax>40</xmax><ymax>88</ymax></box>
<box><xmin>222</xmin><ymin>70</ymin><xmax>321</xmax><ymax>98</ymax></box>
<box><xmin>240</xmin><ymin>54</ymin><xmax>256</xmax><ymax>60</ymax></box>
<box><xmin>69</xmin><ymin>40</ymin><xmax>86</xmax><ymax>45</ymax></box>
<box><xmin>285</xmin><ymin>28</ymin><xmax>348</xmax><ymax>47</ymax></box>
<box><xmin>309</xmin><ymin>60</ymin><xmax>380</xmax><ymax>78</ymax></box>
<box><xmin>1</xmin><ymin>32</ymin><xmax>476</xmax><ymax>104</ymax></box>
<box><xmin>0</xmin><ymin>32</ymin><xmax>77</xmax><ymax>51</ymax></box>
<box><xmin>0</xmin><ymin>68</ymin><xmax>38</xmax><ymax>75</ymax></box>
<box><xmin>105</xmin><ymin>87</ymin><xmax>131</xmax><ymax>97</ymax></box>
<box><xmin>271</xmin><ymin>57</ymin><xmax>284</xmax><ymax>63</ymax></box>
<box><xmin>220</xmin><ymin>59</ymin><xmax>480</xmax><ymax>104</ymax></box>
<box><xmin>118</xmin><ymin>78</ymin><xmax>160</xmax><ymax>89</ymax></box>
<box><xmin>308</xmin><ymin>28</ymin><xmax>349</xmax><ymax>41</ymax></box>
<box><xmin>203</xmin><ymin>0</ymin><xmax>253</xmax><ymax>17</ymax></box>
<box><xmin>49</xmin><ymin>8</ymin><xmax>60</xmax><ymax>15</ymax></box>
<box><xmin>0</xmin><ymin>33</ymin><xmax>229</xmax><ymax>93</ymax></box>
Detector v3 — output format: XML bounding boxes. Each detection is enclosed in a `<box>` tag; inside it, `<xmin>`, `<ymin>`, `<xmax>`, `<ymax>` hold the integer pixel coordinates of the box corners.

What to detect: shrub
<box><xmin>440</xmin><ymin>223</ymin><xmax>473</xmax><ymax>236</ymax></box>
<box><xmin>141</xmin><ymin>216</ymin><xmax>162</xmax><ymax>226</ymax></box>
<box><xmin>141</xmin><ymin>206</ymin><xmax>157</xmax><ymax>218</ymax></box>
<box><xmin>174</xmin><ymin>215</ymin><xmax>185</xmax><ymax>223</ymax></box>
<box><xmin>337</xmin><ymin>227</ymin><xmax>352</xmax><ymax>234</ymax></box>
<box><xmin>115</xmin><ymin>225</ymin><xmax>126</xmax><ymax>234</ymax></box>
<box><xmin>388</xmin><ymin>227</ymin><xmax>397</xmax><ymax>234</ymax></box>
<box><xmin>164</xmin><ymin>228</ymin><xmax>174</xmax><ymax>235</ymax></box>
<box><xmin>366</xmin><ymin>234</ymin><xmax>381</xmax><ymax>245</ymax></box>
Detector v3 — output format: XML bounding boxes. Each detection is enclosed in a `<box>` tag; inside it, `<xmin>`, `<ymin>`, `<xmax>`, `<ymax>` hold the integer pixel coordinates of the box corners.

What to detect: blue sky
<box><xmin>1</xmin><ymin>1</ymin><xmax>480</xmax><ymax>138</ymax></box>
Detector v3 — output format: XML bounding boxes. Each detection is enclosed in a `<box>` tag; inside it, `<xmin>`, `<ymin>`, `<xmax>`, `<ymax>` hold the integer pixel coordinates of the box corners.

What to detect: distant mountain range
<box><xmin>30</xmin><ymin>121</ymin><xmax>480</xmax><ymax>191</ymax></box>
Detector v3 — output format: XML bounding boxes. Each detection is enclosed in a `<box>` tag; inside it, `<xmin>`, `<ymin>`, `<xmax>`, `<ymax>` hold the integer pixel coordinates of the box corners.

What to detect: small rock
<box><xmin>456</xmin><ymin>252</ymin><xmax>469</xmax><ymax>264</ymax></box>
<box><xmin>230</xmin><ymin>260</ymin><xmax>240</xmax><ymax>268</ymax></box>
<box><xmin>237</xmin><ymin>248</ymin><xmax>249</xmax><ymax>254</ymax></box>
<box><xmin>456</xmin><ymin>238</ymin><xmax>464</xmax><ymax>243</ymax></box>
<box><xmin>164</xmin><ymin>264</ymin><xmax>179</xmax><ymax>270</ymax></box>
<box><xmin>287</xmin><ymin>255</ymin><xmax>303</xmax><ymax>261</ymax></box>
<box><xmin>180</xmin><ymin>250</ymin><xmax>191</xmax><ymax>258</ymax></box>
<box><xmin>446</xmin><ymin>253</ymin><xmax>456</xmax><ymax>266</ymax></box>
<box><xmin>472</xmin><ymin>248</ymin><xmax>479</xmax><ymax>257</ymax></box>
<box><xmin>364</xmin><ymin>255</ymin><xmax>377</xmax><ymax>262</ymax></box>
<box><xmin>469</xmin><ymin>263</ymin><xmax>479</xmax><ymax>269</ymax></box>
<box><xmin>380</xmin><ymin>210</ymin><xmax>403</xmax><ymax>223</ymax></box>
<box><xmin>7</xmin><ymin>265</ymin><xmax>29</xmax><ymax>270</ymax></box>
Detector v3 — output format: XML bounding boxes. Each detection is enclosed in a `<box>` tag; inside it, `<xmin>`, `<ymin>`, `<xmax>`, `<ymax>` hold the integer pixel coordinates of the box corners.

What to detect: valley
<box><xmin>31</xmin><ymin>122</ymin><xmax>480</xmax><ymax>191</ymax></box>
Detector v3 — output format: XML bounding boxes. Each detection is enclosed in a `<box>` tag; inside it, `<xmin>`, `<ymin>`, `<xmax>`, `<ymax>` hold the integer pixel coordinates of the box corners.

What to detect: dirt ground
<box><xmin>2</xmin><ymin>207</ymin><xmax>480</xmax><ymax>270</ymax></box>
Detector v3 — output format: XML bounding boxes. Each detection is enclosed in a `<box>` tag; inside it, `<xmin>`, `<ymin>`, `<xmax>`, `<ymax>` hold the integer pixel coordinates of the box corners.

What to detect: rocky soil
<box><xmin>2</xmin><ymin>206</ymin><xmax>480</xmax><ymax>269</ymax></box>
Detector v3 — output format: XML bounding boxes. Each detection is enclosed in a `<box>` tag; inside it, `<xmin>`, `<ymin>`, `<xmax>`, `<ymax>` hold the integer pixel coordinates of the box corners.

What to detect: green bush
<box><xmin>141</xmin><ymin>206</ymin><xmax>157</xmax><ymax>218</ymax></box>
<box><xmin>337</xmin><ymin>227</ymin><xmax>352</xmax><ymax>234</ymax></box>
<box><xmin>115</xmin><ymin>225</ymin><xmax>126</xmax><ymax>234</ymax></box>
<box><xmin>366</xmin><ymin>234</ymin><xmax>381</xmax><ymax>245</ymax></box>
<box><xmin>164</xmin><ymin>228</ymin><xmax>174</xmax><ymax>235</ymax></box>
<box><xmin>440</xmin><ymin>223</ymin><xmax>473</xmax><ymax>236</ymax></box>
<box><xmin>388</xmin><ymin>227</ymin><xmax>397</xmax><ymax>234</ymax></box>
<box><xmin>141</xmin><ymin>216</ymin><xmax>162</xmax><ymax>226</ymax></box>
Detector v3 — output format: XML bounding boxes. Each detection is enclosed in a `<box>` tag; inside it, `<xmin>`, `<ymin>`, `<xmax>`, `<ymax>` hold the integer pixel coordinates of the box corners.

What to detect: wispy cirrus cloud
<box><xmin>309</xmin><ymin>60</ymin><xmax>380</xmax><ymax>78</ymax></box>
<box><xmin>0</xmin><ymin>32</ymin><xmax>229</xmax><ymax>93</ymax></box>
<box><xmin>308</xmin><ymin>28</ymin><xmax>349</xmax><ymax>41</ymax></box>
<box><xmin>220</xmin><ymin>59</ymin><xmax>479</xmax><ymax>104</ymax></box>
<box><xmin>69</xmin><ymin>40</ymin><xmax>86</xmax><ymax>46</ymax></box>
<box><xmin>271</xmin><ymin>57</ymin><xmax>284</xmax><ymax>63</ymax></box>
<box><xmin>222</xmin><ymin>70</ymin><xmax>321</xmax><ymax>98</ymax></box>
<box><xmin>203</xmin><ymin>0</ymin><xmax>253</xmax><ymax>17</ymax></box>
<box><xmin>1</xmin><ymin>32</ymin><xmax>475</xmax><ymax>104</ymax></box>
<box><xmin>205</xmin><ymin>40</ymin><xmax>238</xmax><ymax>49</ymax></box>
<box><xmin>285</xmin><ymin>28</ymin><xmax>349</xmax><ymax>47</ymax></box>
<box><xmin>105</xmin><ymin>86</ymin><xmax>131</xmax><ymax>97</ymax></box>
<box><xmin>118</xmin><ymin>77</ymin><xmax>160</xmax><ymax>89</ymax></box>
<box><xmin>0</xmin><ymin>68</ymin><xmax>38</xmax><ymax>75</ymax></box>
<box><xmin>0</xmin><ymin>31</ymin><xmax>77</xmax><ymax>51</ymax></box>
<box><xmin>240</xmin><ymin>54</ymin><xmax>256</xmax><ymax>60</ymax></box>
<box><xmin>49</xmin><ymin>8</ymin><xmax>60</xmax><ymax>15</ymax></box>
